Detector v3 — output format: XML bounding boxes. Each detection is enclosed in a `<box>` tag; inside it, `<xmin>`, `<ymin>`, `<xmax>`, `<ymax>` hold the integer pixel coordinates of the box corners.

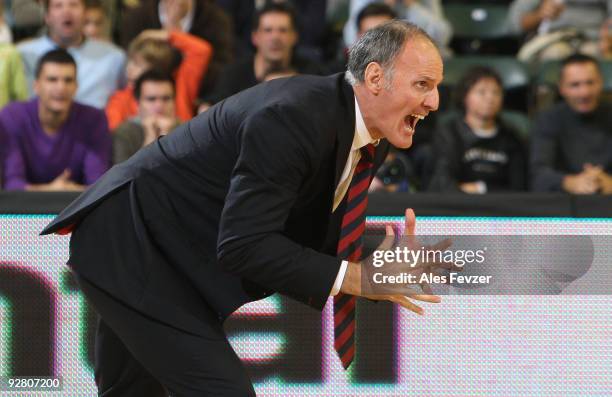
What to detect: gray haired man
<box><xmin>42</xmin><ymin>21</ymin><xmax>444</xmax><ymax>396</ymax></box>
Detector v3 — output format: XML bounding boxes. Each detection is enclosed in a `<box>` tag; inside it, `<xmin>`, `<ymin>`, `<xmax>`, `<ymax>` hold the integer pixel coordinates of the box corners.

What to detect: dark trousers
<box><xmin>75</xmin><ymin>274</ymin><xmax>256</xmax><ymax>397</ymax></box>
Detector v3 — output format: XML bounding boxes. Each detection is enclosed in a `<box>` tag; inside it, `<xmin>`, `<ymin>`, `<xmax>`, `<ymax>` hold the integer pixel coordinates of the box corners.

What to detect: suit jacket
<box><xmin>42</xmin><ymin>73</ymin><xmax>389</xmax><ymax>335</ymax></box>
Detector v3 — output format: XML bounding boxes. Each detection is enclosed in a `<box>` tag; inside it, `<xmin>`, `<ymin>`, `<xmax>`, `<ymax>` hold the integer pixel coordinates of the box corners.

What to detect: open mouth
<box><xmin>404</xmin><ymin>114</ymin><xmax>425</xmax><ymax>134</ymax></box>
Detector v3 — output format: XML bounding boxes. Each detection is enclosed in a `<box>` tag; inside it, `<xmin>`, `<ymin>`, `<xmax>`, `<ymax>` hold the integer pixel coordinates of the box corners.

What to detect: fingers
<box><xmin>404</xmin><ymin>208</ymin><xmax>417</xmax><ymax>247</ymax></box>
<box><xmin>390</xmin><ymin>295</ymin><xmax>424</xmax><ymax>315</ymax></box>
<box><xmin>386</xmin><ymin>294</ymin><xmax>441</xmax><ymax>315</ymax></box>
<box><xmin>408</xmin><ymin>294</ymin><xmax>441</xmax><ymax>303</ymax></box>
<box><xmin>376</xmin><ymin>225</ymin><xmax>396</xmax><ymax>252</ymax></box>
<box><xmin>386</xmin><ymin>225</ymin><xmax>394</xmax><ymax>236</ymax></box>
<box><xmin>58</xmin><ymin>169</ymin><xmax>71</xmax><ymax>181</ymax></box>
<box><xmin>404</xmin><ymin>208</ymin><xmax>416</xmax><ymax>236</ymax></box>
<box><xmin>583</xmin><ymin>164</ymin><xmax>603</xmax><ymax>178</ymax></box>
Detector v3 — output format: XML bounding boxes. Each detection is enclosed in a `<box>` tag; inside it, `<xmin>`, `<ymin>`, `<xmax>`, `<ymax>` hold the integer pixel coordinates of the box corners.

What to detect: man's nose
<box><xmin>423</xmin><ymin>88</ymin><xmax>439</xmax><ymax>111</ymax></box>
<box><xmin>576</xmin><ymin>83</ymin><xmax>593</xmax><ymax>97</ymax></box>
<box><xmin>154</xmin><ymin>101</ymin><xmax>166</xmax><ymax>112</ymax></box>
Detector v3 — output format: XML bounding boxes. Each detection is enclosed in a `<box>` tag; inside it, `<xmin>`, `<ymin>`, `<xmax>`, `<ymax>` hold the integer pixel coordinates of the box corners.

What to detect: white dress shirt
<box><xmin>330</xmin><ymin>97</ymin><xmax>379</xmax><ymax>295</ymax></box>
<box><xmin>159</xmin><ymin>2</ymin><xmax>195</xmax><ymax>32</ymax></box>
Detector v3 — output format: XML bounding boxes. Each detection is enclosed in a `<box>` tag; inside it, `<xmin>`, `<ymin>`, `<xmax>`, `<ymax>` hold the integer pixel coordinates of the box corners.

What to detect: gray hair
<box><xmin>346</xmin><ymin>20</ymin><xmax>435</xmax><ymax>86</ymax></box>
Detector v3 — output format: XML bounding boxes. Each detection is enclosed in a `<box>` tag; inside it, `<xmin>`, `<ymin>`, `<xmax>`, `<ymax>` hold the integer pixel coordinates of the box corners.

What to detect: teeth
<box><xmin>411</xmin><ymin>114</ymin><xmax>425</xmax><ymax>120</ymax></box>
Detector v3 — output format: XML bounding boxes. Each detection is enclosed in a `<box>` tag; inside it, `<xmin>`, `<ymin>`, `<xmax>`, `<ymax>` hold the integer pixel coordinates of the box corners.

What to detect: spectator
<box><xmin>429</xmin><ymin>67</ymin><xmax>527</xmax><ymax>193</ymax></box>
<box><xmin>200</xmin><ymin>2</ymin><xmax>325</xmax><ymax>110</ymax></box>
<box><xmin>0</xmin><ymin>49</ymin><xmax>111</xmax><ymax>191</ymax></box>
<box><xmin>531</xmin><ymin>54</ymin><xmax>612</xmax><ymax>193</ymax></box>
<box><xmin>344</xmin><ymin>0</ymin><xmax>452</xmax><ymax>57</ymax></box>
<box><xmin>216</xmin><ymin>0</ymin><xmax>329</xmax><ymax>62</ymax></box>
<box><xmin>113</xmin><ymin>70</ymin><xmax>180</xmax><ymax>164</ymax></box>
<box><xmin>106</xmin><ymin>29</ymin><xmax>212</xmax><ymax>130</ymax></box>
<box><xmin>0</xmin><ymin>4</ymin><xmax>28</xmax><ymax>108</ymax></box>
<box><xmin>328</xmin><ymin>3</ymin><xmax>396</xmax><ymax>76</ymax></box>
<box><xmin>357</xmin><ymin>3</ymin><xmax>397</xmax><ymax>37</ymax></box>
<box><xmin>510</xmin><ymin>0</ymin><xmax>611</xmax><ymax>62</ymax></box>
<box><xmin>83</xmin><ymin>0</ymin><xmax>111</xmax><ymax>41</ymax></box>
<box><xmin>17</xmin><ymin>0</ymin><xmax>126</xmax><ymax>109</ymax></box>
<box><xmin>8</xmin><ymin>0</ymin><xmax>45</xmax><ymax>40</ymax></box>
<box><xmin>0</xmin><ymin>43</ymin><xmax>29</xmax><ymax>108</ymax></box>
<box><xmin>120</xmin><ymin>0</ymin><xmax>233</xmax><ymax>102</ymax></box>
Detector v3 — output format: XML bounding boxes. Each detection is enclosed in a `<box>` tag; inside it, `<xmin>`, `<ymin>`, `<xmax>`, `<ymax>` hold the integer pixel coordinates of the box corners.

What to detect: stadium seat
<box><xmin>443</xmin><ymin>56</ymin><xmax>529</xmax><ymax>89</ymax></box>
<box><xmin>439</xmin><ymin>56</ymin><xmax>529</xmax><ymax>112</ymax></box>
<box><xmin>444</xmin><ymin>3</ymin><xmax>518</xmax><ymax>55</ymax></box>
<box><xmin>499</xmin><ymin>110</ymin><xmax>531</xmax><ymax>141</ymax></box>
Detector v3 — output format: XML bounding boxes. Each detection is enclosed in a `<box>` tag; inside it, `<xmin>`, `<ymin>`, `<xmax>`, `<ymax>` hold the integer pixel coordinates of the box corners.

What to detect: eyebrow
<box><xmin>416</xmin><ymin>75</ymin><xmax>442</xmax><ymax>84</ymax></box>
<box><xmin>568</xmin><ymin>78</ymin><xmax>596</xmax><ymax>84</ymax></box>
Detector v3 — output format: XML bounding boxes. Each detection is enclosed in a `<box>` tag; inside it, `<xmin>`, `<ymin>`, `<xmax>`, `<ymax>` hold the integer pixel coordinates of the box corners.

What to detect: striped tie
<box><xmin>334</xmin><ymin>143</ymin><xmax>375</xmax><ymax>369</ymax></box>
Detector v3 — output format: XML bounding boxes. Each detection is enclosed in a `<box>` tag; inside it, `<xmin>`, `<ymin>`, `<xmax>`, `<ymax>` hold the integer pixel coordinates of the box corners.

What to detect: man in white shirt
<box><xmin>18</xmin><ymin>0</ymin><xmax>125</xmax><ymax>108</ymax></box>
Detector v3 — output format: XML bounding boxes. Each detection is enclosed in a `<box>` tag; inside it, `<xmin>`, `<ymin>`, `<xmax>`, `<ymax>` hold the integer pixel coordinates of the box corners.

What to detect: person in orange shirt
<box><xmin>106</xmin><ymin>29</ymin><xmax>212</xmax><ymax>131</ymax></box>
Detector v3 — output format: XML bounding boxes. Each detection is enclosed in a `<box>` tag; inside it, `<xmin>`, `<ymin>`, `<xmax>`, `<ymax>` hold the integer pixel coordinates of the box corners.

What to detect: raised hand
<box><xmin>341</xmin><ymin>208</ymin><xmax>452</xmax><ymax>315</ymax></box>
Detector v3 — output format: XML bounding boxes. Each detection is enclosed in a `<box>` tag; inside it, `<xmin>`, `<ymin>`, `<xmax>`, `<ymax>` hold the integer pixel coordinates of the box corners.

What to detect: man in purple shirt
<box><xmin>0</xmin><ymin>49</ymin><xmax>111</xmax><ymax>191</ymax></box>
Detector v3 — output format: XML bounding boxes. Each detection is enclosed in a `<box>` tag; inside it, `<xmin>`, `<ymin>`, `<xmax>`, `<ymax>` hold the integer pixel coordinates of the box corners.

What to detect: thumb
<box><xmin>59</xmin><ymin>169</ymin><xmax>71</xmax><ymax>180</ymax></box>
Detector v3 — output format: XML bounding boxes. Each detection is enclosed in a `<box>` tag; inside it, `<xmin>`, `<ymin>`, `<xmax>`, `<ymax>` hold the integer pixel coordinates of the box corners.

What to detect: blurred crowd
<box><xmin>0</xmin><ymin>0</ymin><xmax>610</xmax><ymax>195</ymax></box>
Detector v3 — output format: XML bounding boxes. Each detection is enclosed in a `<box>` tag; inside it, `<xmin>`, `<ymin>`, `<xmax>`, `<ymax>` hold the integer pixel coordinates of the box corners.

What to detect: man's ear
<box><xmin>363</xmin><ymin>62</ymin><xmax>384</xmax><ymax>95</ymax></box>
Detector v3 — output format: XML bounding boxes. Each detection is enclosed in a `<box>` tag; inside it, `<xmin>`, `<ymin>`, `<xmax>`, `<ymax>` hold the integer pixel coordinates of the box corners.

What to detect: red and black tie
<box><xmin>334</xmin><ymin>143</ymin><xmax>375</xmax><ymax>369</ymax></box>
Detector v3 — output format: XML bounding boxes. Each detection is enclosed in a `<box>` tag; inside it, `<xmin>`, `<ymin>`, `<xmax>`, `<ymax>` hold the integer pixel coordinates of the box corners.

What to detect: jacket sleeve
<box><xmin>1</xmin><ymin>120</ymin><xmax>28</xmax><ymax>190</ymax></box>
<box><xmin>428</xmin><ymin>121</ymin><xmax>462</xmax><ymax>192</ymax></box>
<box><xmin>530</xmin><ymin>111</ymin><xmax>565</xmax><ymax>191</ymax></box>
<box><xmin>506</xmin><ymin>131</ymin><xmax>528</xmax><ymax>192</ymax></box>
<box><xmin>216</xmin><ymin>106</ymin><xmax>342</xmax><ymax>310</ymax></box>
<box><xmin>8</xmin><ymin>48</ymin><xmax>28</xmax><ymax>102</ymax></box>
<box><xmin>105</xmin><ymin>89</ymin><xmax>137</xmax><ymax>131</ymax></box>
<box><xmin>169</xmin><ymin>31</ymin><xmax>213</xmax><ymax>120</ymax></box>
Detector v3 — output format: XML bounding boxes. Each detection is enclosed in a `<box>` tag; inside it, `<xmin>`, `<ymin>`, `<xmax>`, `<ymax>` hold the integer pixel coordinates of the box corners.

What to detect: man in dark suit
<box><xmin>42</xmin><ymin>21</ymin><xmax>443</xmax><ymax>396</ymax></box>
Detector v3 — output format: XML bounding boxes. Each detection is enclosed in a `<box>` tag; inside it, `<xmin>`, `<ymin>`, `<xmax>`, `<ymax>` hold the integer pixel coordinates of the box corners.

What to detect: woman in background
<box><xmin>428</xmin><ymin>67</ymin><xmax>527</xmax><ymax>193</ymax></box>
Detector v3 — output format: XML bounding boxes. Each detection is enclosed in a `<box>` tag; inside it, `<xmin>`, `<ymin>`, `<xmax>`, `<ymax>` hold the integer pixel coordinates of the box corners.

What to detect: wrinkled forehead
<box><xmin>392</xmin><ymin>38</ymin><xmax>444</xmax><ymax>82</ymax></box>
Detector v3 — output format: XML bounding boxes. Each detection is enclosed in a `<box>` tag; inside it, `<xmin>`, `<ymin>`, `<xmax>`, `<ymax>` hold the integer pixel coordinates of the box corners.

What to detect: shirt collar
<box><xmin>353</xmin><ymin>96</ymin><xmax>379</xmax><ymax>151</ymax></box>
<box><xmin>158</xmin><ymin>2</ymin><xmax>195</xmax><ymax>32</ymax></box>
<box><xmin>43</xmin><ymin>34</ymin><xmax>88</xmax><ymax>50</ymax></box>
